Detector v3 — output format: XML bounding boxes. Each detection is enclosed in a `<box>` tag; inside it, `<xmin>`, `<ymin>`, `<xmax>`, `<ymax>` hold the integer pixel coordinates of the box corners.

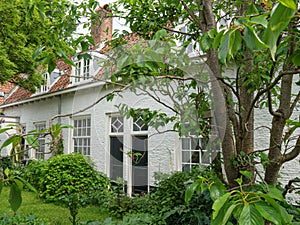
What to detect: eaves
<box><xmin>0</xmin><ymin>80</ymin><xmax>106</xmax><ymax>109</ymax></box>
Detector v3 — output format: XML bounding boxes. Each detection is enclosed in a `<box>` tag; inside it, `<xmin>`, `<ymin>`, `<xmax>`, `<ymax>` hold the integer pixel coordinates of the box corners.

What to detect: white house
<box><xmin>0</xmin><ymin>6</ymin><xmax>299</xmax><ymax>197</ymax></box>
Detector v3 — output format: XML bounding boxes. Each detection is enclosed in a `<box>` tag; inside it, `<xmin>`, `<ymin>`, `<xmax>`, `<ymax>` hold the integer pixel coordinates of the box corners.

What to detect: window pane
<box><xmin>182</xmin><ymin>138</ymin><xmax>190</xmax><ymax>150</ymax></box>
<box><xmin>111</xmin><ymin>116</ymin><xmax>123</xmax><ymax>133</ymax></box>
<box><xmin>133</xmin><ymin>117</ymin><xmax>148</xmax><ymax>131</ymax></box>
<box><xmin>110</xmin><ymin>136</ymin><xmax>123</xmax><ymax>180</ymax></box>
<box><xmin>182</xmin><ymin>151</ymin><xmax>190</xmax><ymax>163</ymax></box>
<box><xmin>191</xmin><ymin>151</ymin><xmax>200</xmax><ymax>163</ymax></box>
<box><xmin>191</xmin><ymin>138</ymin><xmax>200</xmax><ymax>150</ymax></box>
<box><xmin>73</xmin><ymin>116</ymin><xmax>91</xmax><ymax>156</ymax></box>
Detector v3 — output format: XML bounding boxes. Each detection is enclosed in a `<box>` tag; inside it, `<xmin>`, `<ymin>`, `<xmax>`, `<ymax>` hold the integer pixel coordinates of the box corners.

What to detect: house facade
<box><xmin>0</xmin><ymin>6</ymin><xmax>299</xmax><ymax>197</ymax></box>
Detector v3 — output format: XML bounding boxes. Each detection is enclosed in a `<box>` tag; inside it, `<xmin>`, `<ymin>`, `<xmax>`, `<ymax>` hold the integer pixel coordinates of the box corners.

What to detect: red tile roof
<box><xmin>4</xmin><ymin>87</ymin><xmax>32</xmax><ymax>104</ymax></box>
<box><xmin>0</xmin><ymin>83</ymin><xmax>15</xmax><ymax>104</ymax></box>
<box><xmin>1</xmin><ymin>33</ymin><xmax>142</xmax><ymax>105</ymax></box>
<box><xmin>49</xmin><ymin>74</ymin><xmax>70</xmax><ymax>92</ymax></box>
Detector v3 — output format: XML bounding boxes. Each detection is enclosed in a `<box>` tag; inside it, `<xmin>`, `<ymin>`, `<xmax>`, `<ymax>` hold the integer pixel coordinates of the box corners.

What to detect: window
<box><xmin>132</xmin><ymin>117</ymin><xmax>148</xmax><ymax>193</ymax></box>
<box><xmin>36</xmin><ymin>73</ymin><xmax>50</xmax><ymax>93</ymax></box>
<box><xmin>35</xmin><ymin>122</ymin><xmax>46</xmax><ymax>159</ymax></box>
<box><xmin>73</xmin><ymin>116</ymin><xmax>91</xmax><ymax>156</ymax></box>
<box><xmin>181</xmin><ymin>136</ymin><xmax>220</xmax><ymax>171</ymax></box>
<box><xmin>20</xmin><ymin>125</ymin><xmax>28</xmax><ymax>160</ymax></box>
<box><xmin>74</xmin><ymin>59</ymin><xmax>91</xmax><ymax>83</ymax></box>
<box><xmin>109</xmin><ymin>116</ymin><xmax>124</xmax><ymax>180</ymax></box>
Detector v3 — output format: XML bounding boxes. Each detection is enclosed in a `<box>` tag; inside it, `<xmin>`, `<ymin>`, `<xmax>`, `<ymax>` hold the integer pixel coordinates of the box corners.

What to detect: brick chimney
<box><xmin>91</xmin><ymin>4</ymin><xmax>113</xmax><ymax>47</ymax></box>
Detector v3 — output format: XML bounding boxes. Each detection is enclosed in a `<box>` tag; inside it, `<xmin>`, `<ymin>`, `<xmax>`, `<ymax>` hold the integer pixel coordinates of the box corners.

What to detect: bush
<box><xmin>149</xmin><ymin>167</ymin><xmax>213</xmax><ymax>224</ymax></box>
<box><xmin>104</xmin><ymin>166</ymin><xmax>214</xmax><ymax>224</ymax></box>
<box><xmin>23</xmin><ymin>160</ymin><xmax>48</xmax><ymax>190</ymax></box>
<box><xmin>24</xmin><ymin>153</ymin><xmax>110</xmax><ymax>204</ymax></box>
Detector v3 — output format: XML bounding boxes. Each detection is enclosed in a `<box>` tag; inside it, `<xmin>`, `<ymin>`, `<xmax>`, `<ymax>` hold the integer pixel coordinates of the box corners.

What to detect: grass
<box><xmin>0</xmin><ymin>186</ymin><xmax>110</xmax><ymax>224</ymax></box>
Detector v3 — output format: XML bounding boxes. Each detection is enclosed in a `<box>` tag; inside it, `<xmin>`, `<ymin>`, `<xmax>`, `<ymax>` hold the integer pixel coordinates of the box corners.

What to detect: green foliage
<box><xmin>23</xmin><ymin>160</ymin><xmax>48</xmax><ymax>191</ymax></box>
<box><xmin>0</xmin><ymin>214</ymin><xmax>48</xmax><ymax>225</ymax></box>
<box><xmin>186</xmin><ymin>176</ymin><xmax>295</xmax><ymax>225</ymax></box>
<box><xmin>24</xmin><ymin>153</ymin><xmax>110</xmax><ymax>204</ymax></box>
<box><xmin>104</xmin><ymin>167</ymin><xmax>214</xmax><ymax>224</ymax></box>
<box><xmin>0</xmin><ymin>0</ymin><xmax>99</xmax><ymax>91</ymax></box>
<box><xmin>0</xmin><ymin>164</ymin><xmax>37</xmax><ymax>214</ymax></box>
<box><xmin>0</xmin><ymin>156</ymin><xmax>12</xmax><ymax>178</ymax></box>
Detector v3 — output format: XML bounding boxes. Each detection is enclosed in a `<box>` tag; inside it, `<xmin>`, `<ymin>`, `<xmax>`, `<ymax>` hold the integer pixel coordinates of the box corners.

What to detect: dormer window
<box><xmin>36</xmin><ymin>73</ymin><xmax>50</xmax><ymax>93</ymax></box>
<box><xmin>74</xmin><ymin>59</ymin><xmax>92</xmax><ymax>83</ymax></box>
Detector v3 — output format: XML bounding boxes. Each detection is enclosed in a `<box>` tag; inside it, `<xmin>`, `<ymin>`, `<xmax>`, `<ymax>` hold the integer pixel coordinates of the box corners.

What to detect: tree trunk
<box><xmin>200</xmin><ymin>1</ymin><xmax>240</xmax><ymax>187</ymax></box>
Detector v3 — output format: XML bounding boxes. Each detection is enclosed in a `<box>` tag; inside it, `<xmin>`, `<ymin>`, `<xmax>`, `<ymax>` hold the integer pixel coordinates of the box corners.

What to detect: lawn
<box><xmin>0</xmin><ymin>186</ymin><xmax>110</xmax><ymax>224</ymax></box>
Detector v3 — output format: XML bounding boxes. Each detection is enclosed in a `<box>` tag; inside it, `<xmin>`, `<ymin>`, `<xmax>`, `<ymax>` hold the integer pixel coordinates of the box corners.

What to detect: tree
<box><xmin>111</xmin><ymin>0</ymin><xmax>300</xmax><ymax>186</ymax></box>
<box><xmin>0</xmin><ymin>0</ymin><xmax>99</xmax><ymax>92</ymax></box>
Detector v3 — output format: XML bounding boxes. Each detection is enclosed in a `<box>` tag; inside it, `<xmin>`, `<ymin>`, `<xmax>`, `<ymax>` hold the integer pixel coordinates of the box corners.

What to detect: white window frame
<box><xmin>181</xmin><ymin>135</ymin><xmax>221</xmax><ymax>171</ymax></box>
<box><xmin>73</xmin><ymin>115</ymin><xmax>91</xmax><ymax>156</ymax></box>
<box><xmin>36</xmin><ymin>73</ymin><xmax>50</xmax><ymax>94</ymax></box>
<box><xmin>34</xmin><ymin>122</ymin><xmax>47</xmax><ymax>160</ymax></box>
<box><xmin>109</xmin><ymin>115</ymin><xmax>125</xmax><ymax>180</ymax></box>
<box><xmin>73</xmin><ymin>58</ymin><xmax>93</xmax><ymax>83</ymax></box>
<box><xmin>131</xmin><ymin>116</ymin><xmax>149</xmax><ymax>193</ymax></box>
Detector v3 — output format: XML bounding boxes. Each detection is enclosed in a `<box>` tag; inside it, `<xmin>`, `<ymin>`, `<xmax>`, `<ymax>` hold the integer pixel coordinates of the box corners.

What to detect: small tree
<box><xmin>111</xmin><ymin>0</ymin><xmax>300</xmax><ymax>187</ymax></box>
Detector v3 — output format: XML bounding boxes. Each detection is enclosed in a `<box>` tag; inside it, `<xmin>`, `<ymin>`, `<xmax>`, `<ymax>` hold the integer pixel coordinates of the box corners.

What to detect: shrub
<box><xmin>23</xmin><ymin>160</ymin><xmax>48</xmax><ymax>190</ymax></box>
<box><xmin>27</xmin><ymin>153</ymin><xmax>110</xmax><ymax>203</ymax></box>
<box><xmin>104</xmin><ymin>166</ymin><xmax>214</xmax><ymax>224</ymax></box>
<box><xmin>149</xmin><ymin>167</ymin><xmax>213</xmax><ymax>224</ymax></box>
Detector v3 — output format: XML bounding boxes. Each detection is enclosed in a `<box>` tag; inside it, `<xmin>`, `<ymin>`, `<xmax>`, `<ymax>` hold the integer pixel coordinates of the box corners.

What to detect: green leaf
<box><xmin>0</xmin><ymin>127</ymin><xmax>13</xmax><ymax>134</ymax></box>
<box><xmin>4</xmin><ymin>168</ymin><xmax>10</xmax><ymax>177</ymax></box>
<box><xmin>218</xmin><ymin>31</ymin><xmax>230</xmax><ymax>64</ymax></box>
<box><xmin>255</xmin><ymin>201</ymin><xmax>281</xmax><ymax>225</ymax></box>
<box><xmin>32</xmin><ymin>46</ymin><xmax>45</xmax><ymax>60</ymax></box>
<box><xmin>268</xmin><ymin>185</ymin><xmax>285</xmax><ymax>202</ymax></box>
<box><xmin>230</xmin><ymin>29</ymin><xmax>242</xmax><ymax>56</ymax></box>
<box><xmin>60</xmin><ymin>125</ymin><xmax>74</xmax><ymax>129</ymax></box>
<box><xmin>245</xmin><ymin>3</ymin><xmax>259</xmax><ymax>15</ymax></box>
<box><xmin>250</xmin><ymin>14</ymin><xmax>269</xmax><ymax>28</ymax></box>
<box><xmin>213</xmin><ymin>30</ymin><xmax>225</xmax><ymax>49</ymax></box>
<box><xmin>243</xmin><ymin>24</ymin><xmax>268</xmax><ymax>50</ymax></box>
<box><xmin>291</xmin><ymin>50</ymin><xmax>300</xmax><ymax>66</ymax></box>
<box><xmin>209</xmin><ymin>182</ymin><xmax>226</xmax><ymax>201</ymax></box>
<box><xmin>153</xmin><ymin>29</ymin><xmax>167</xmax><ymax>40</ymax></box>
<box><xmin>277</xmin><ymin>0</ymin><xmax>297</xmax><ymax>10</ymax></box>
<box><xmin>0</xmin><ymin>136</ymin><xmax>21</xmax><ymax>151</ymax></box>
<box><xmin>222</xmin><ymin>203</ymin><xmax>238</xmax><ymax>225</ymax></box>
<box><xmin>9</xmin><ymin>181</ymin><xmax>22</xmax><ymax>213</ymax></box>
<box><xmin>240</xmin><ymin>170</ymin><xmax>253</xmax><ymax>179</ymax></box>
<box><xmin>185</xmin><ymin>181</ymin><xmax>200</xmax><ymax>203</ymax></box>
<box><xmin>258</xmin><ymin>192</ymin><xmax>293</xmax><ymax>224</ymax></box>
<box><xmin>26</xmin><ymin>136</ymin><xmax>38</xmax><ymax>149</ymax></box>
<box><xmin>239</xmin><ymin>204</ymin><xmax>264</xmax><ymax>225</ymax></box>
<box><xmin>14</xmin><ymin>176</ymin><xmax>37</xmax><ymax>193</ymax></box>
<box><xmin>263</xmin><ymin>3</ymin><xmax>295</xmax><ymax>60</ymax></box>
<box><xmin>212</xmin><ymin>192</ymin><xmax>232</xmax><ymax>219</ymax></box>
<box><xmin>200</xmin><ymin>32</ymin><xmax>211</xmax><ymax>52</ymax></box>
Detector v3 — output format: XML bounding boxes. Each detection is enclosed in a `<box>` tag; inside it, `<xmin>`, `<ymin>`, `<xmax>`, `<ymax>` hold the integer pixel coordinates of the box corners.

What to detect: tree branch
<box><xmin>283</xmin><ymin>135</ymin><xmax>300</xmax><ymax>162</ymax></box>
<box><xmin>246</xmin><ymin>71</ymin><xmax>300</xmax><ymax>122</ymax></box>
